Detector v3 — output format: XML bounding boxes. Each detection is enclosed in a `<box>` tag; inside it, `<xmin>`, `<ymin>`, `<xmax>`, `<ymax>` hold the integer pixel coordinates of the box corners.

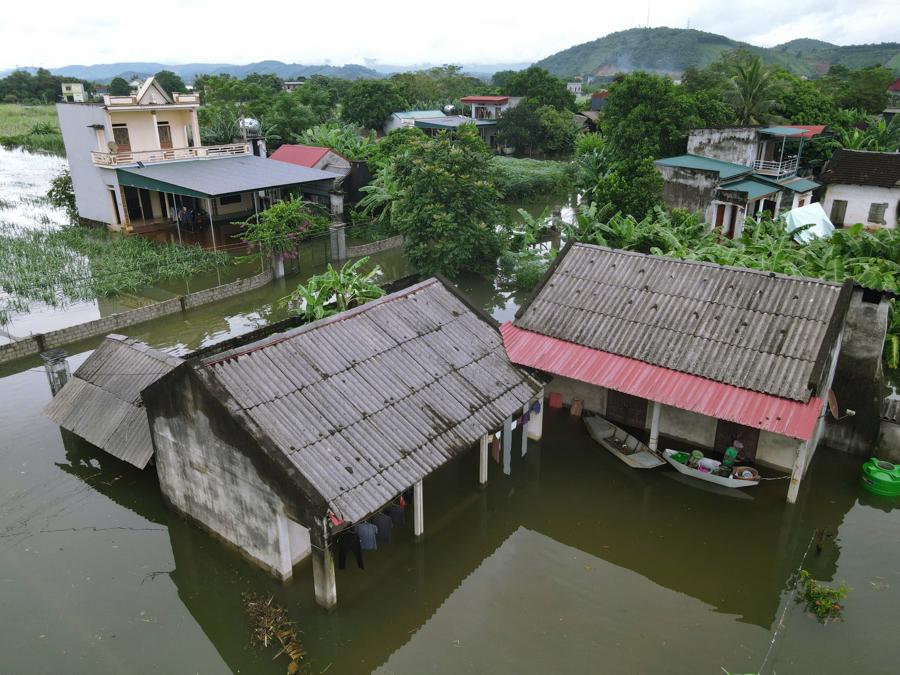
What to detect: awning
<box><xmin>116</xmin><ymin>155</ymin><xmax>337</xmax><ymax>199</ymax></box>
<box><xmin>501</xmin><ymin>323</ymin><xmax>823</xmax><ymax>441</ymax></box>
<box><xmin>760</xmin><ymin>126</ymin><xmax>807</xmax><ymax>137</ymax></box>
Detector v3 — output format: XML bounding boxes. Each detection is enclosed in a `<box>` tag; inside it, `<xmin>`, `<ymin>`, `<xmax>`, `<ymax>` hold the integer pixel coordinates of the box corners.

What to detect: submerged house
<box><xmin>139</xmin><ymin>278</ymin><xmax>544</xmax><ymax>607</ymax></box>
<box><xmin>655</xmin><ymin>126</ymin><xmax>825</xmax><ymax>236</ymax></box>
<box><xmin>820</xmin><ymin>149</ymin><xmax>900</xmax><ymax>230</ymax></box>
<box><xmin>57</xmin><ymin>76</ymin><xmax>339</xmax><ymax>238</ymax></box>
<box><xmin>414</xmin><ymin>115</ymin><xmax>498</xmax><ymax>147</ymax></box>
<box><xmin>502</xmin><ymin>244</ymin><xmax>851</xmax><ymax>503</ymax></box>
<box><xmin>383</xmin><ymin>109</ymin><xmax>446</xmax><ymax>134</ymax></box>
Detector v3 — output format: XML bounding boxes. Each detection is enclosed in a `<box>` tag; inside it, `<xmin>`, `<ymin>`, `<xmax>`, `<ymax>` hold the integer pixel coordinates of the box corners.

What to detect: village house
<box><xmin>459</xmin><ymin>95</ymin><xmax>521</xmax><ymax>121</ymax></box>
<box><xmin>502</xmin><ymin>243</ymin><xmax>851</xmax><ymax>504</ymax></box>
<box><xmin>56</xmin><ymin>76</ymin><xmax>340</xmax><ymax>241</ymax></box>
<box><xmin>655</xmin><ymin>125</ymin><xmax>825</xmax><ymax>236</ymax></box>
<box><xmin>590</xmin><ymin>91</ymin><xmax>608</xmax><ymax>111</ymax></box>
<box><xmin>414</xmin><ymin>115</ymin><xmax>498</xmax><ymax>147</ymax></box>
<box><xmin>383</xmin><ymin>109</ymin><xmax>446</xmax><ymax>134</ymax></box>
<box><xmin>819</xmin><ymin>149</ymin><xmax>900</xmax><ymax>230</ymax></box>
<box><xmin>566</xmin><ymin>82</ymin><xmax>582</xmax><ymax>96</ymax></box>
<box><xmin>135</xmin><ymin>278</ymin><xmax>544</xmax><ymax>608</ymax></box>
<box><xmin>282</xmin><ymin>80</ymin><xmax>305</xmax><ymax>92</ymax></box>
<box><xmin>61</xmin><ymin>82</ymin><xmax>85</xmax><ymax>103</ymax></box>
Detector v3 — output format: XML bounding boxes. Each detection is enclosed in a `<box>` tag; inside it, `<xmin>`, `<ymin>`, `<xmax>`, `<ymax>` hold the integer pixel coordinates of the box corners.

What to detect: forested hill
<box><xmin>534</xmin><ymin>27</ymin><xmax>900</xmax><ymax>78</ymax></box>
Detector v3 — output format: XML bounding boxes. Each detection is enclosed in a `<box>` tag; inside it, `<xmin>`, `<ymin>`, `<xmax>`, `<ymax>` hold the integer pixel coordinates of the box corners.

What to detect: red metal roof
<box><xmin>888</xmin><ymin>78</ymin><xmax>900</xmax><ymax>93</ymax></box>
<box><xmin>460</xmin><ymin>95</ymin><xmax>509</xmax><ymax>104</ymax></box>
<box><xmin>786</xmin><ymin>124</ymin><xmax>826</xmax><ymax>139</ymax></box>
<box><xmin>592</xmin><ymin>91</ymin><xmax>608</xmax><ymax>99</ymax></box>
<box><xmin>501</xmin><ymin>323</ymin><xmax>822</xmax><ymax>441</ymax></box>
<box><xmin>269</xmin><ymin>144</ymin><xmax>331</xmax><ymax>168</ymax></box>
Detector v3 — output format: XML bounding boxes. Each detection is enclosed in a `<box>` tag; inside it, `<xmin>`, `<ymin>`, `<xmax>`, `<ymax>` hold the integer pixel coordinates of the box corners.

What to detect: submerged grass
<box><xmin>0</xmin><ymin>223</ymin><xmax>230</xmax><ymax>324</ymax></box>
<box><xmin>0</xmin><ymin>104</ymin><xmax>65</xmax><ymax>155</ymax></box>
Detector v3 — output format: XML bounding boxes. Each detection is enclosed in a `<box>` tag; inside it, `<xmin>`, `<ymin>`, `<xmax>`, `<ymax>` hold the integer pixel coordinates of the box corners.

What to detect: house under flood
<box><xmin>502</xmin><ymin>243</ymin><xmax>852</xmax><ymax>503</ymax></box>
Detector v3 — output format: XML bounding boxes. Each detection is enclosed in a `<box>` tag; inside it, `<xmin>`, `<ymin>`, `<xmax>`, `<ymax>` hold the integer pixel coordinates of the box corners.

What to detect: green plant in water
<box><xmin>796</xmin><ymin>569</ymin><xmax>849</xmax><ymax>623</ymax></box>
<box><xmin>235</xmin><ymin>196</ymin><xmax>329</xmax><ymax>261</ymax></box>
<box><xmin>281</xmin><ymin>256</ymin><xmax>384</xmax><ymax>321</ymax></box>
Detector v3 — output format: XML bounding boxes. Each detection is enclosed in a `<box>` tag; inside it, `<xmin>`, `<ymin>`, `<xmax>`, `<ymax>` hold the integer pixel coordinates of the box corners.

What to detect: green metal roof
<box><xmin>414</xmin><ymin>116</ymin><xmax>496</xmax><ymax>130</ymax></box>
<box><xmin>720</xmin><ymin>177</ymin><xmax>780</xmax><ymax>201</ymax></box>
<box><xmin>760</xmin><ymin>126</ymin><xmax>806</xmax><ymax>137</ymax></box>
<box><xmin>774</xmin><ymin>176</ymin><xmax>821</xmax><ymax>193</ymax></box>
<box><xmin>393</xmin><ymin>110</ymin><xmax>445</xmax><ymax>119</ymax></box>
<box><xmin>654</xmin><ymin>154</ymin><xmax>750</xmax><ymax>180</ymax></box>
<box><xmin>116</xmin><ymin>155</ymin><xmax>337</xmax><ymax>199</ymax></box>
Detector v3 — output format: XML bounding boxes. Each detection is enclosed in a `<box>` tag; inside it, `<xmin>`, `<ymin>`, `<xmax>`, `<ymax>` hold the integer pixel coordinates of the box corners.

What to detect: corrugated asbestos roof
<box><xmin>820</xmin><ymin>149</ymin><xmax>900</xmax><ymax>189</ymax></box>
<box><xmin>502</xmin><ymin>323</ymin><xmax>822</xmax><ymax>440</ymax></box>
<box><xmin>655</xmin><ymin>154</ymin><xmax>751</xmax><ymax>180</ymax></box>
<box><xmin>43</xmin><ymin>335</ymin><xmax>183</xmax><ymax>468</ymax></box>
<box><xmin>515</xmin><ymin>244</ymin><xmax>847</xmax><ymax>402</ymax></box>
<box><xmin>201</xmin><ymin>278</ymin><xmax>542</xmax><ymax>523</ymax></box>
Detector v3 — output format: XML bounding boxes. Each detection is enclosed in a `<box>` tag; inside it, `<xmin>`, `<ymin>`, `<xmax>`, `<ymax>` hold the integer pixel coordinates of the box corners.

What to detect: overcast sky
<box><xmin>2</xmin><ymin>0</ymin><xmax>898</xmax><ymax>70</ymax></box>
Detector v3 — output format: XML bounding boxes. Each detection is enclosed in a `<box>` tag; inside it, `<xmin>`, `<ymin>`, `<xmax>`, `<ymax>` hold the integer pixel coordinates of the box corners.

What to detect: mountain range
<box><xmin>4</xmin><ymin>28</ymin><xmax>899</xmax><ymax>84</ymax></box>
<box><xmin>535</xmin><ymin>27</ymin><xmax>900</xmax><ymax>79</ymax></box>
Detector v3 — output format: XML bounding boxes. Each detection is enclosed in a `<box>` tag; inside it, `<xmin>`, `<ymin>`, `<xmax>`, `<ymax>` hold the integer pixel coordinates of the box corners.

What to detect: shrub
<box><xmin>491</xmin><ymin>156</ymin><xmax>574</xmax><ymax>200</ymax></box>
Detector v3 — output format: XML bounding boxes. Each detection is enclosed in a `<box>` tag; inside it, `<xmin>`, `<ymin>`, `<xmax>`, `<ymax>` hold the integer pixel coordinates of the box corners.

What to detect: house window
<box><xmin>830</xmin><ymin>199</ymin><xmax>847</xmax><ymax>227</ymax></box>
<box><xmin>218</xmin><ymin>194</ymin><xmax>242</xmax><ymax>206</ymax></box>
<box><xmin>111</xmin><ymin>124</ymin><xmax>130</xmax><ymax>152</ymax></box>
<box><xmin>867</xmin><ymin>202</ymin><xmax>888</xmax><ymax>224</ymax></box>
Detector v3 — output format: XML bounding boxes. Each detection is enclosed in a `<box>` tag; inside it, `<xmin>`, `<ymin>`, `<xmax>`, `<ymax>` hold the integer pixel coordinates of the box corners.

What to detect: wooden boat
<box><xmin>584</xmin><ymin>416</ymin><xmax>665</xmax><ymax>469</ymax></box>
<box><xmin>661</xmin><ymin>449</ymin><xmax>760</xmax><ymax>488</ymax></box>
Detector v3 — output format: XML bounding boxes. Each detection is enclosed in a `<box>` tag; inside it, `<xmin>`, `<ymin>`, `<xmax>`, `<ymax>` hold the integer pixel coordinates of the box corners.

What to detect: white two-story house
<box><xmin>57</xmin><ymin>77</ymin><xmax>339</xmax><ymax>241</ymax></box>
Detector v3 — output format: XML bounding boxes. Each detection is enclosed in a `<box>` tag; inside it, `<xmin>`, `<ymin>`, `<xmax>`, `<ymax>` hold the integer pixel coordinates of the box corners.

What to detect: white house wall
<box><xmin>822</xmin><ymin>184</ymin><xmax>898</xmax><ymax>229</ymax></box>
<box><xmin>56</xmin><ymin>103</ymin><xmax>120</xmax><ymax>225</ymax></box>
<box><xmin>686</xmin><ymin>127</ymin><xmax>758</xmax><ymax>166</ymax></box>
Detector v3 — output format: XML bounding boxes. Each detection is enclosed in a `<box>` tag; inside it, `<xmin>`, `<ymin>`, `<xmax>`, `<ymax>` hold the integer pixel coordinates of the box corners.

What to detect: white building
<box><xmin>57</xmin><ymin>76</ymin><xmax>338</xmax><ymax>238</ymax></box>
<box><xmin>820</xmin><ymin>149</ymin><xmax>900</xmax><ymax>230</ymax></box>
<box><xmin>459</xmin><ymin>95</ymin><xmax>521</xmax><ymax>121</ymax></box>
<box><xmin>383</xmin><ymin>109</ymin><xmax>445</xmax><ymax>134</ymax></box>
<box><xmin>566</xmin><ymin>82</ymin><xmax>582</xmax><ymax>96</ymax></box>
<box><xmin>61</xmin><ymin>82</ymin><xmax>85</xmax><ymax>103</ymax></box>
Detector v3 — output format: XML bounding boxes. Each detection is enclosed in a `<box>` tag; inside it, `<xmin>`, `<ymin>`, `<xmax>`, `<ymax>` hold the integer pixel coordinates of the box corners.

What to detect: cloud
<box><xmin>0</xmin><ymin>0</ymin><xmax>897</xmax><ymax>70</ymax></box>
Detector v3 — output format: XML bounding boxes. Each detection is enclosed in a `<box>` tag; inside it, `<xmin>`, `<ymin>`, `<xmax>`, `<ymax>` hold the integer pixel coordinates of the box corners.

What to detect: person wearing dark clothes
<box><xmin>357</xmin><ymin>522</ymin><xmax>378</xmax><ymax>550</ymax></box>
<box><xmin>337</xmin><ymin>528</ymin><xmax>364</xmax><ymax>570</ymax></box>
<box><xmin>386</xmin><ymin>503</ymin><xmax>405</xmax><ymax>527</ymax></box>
<box><xmin>372</xmin><ymin>512</ymin><xmax>393</xmax><ymax>545</ymax></box>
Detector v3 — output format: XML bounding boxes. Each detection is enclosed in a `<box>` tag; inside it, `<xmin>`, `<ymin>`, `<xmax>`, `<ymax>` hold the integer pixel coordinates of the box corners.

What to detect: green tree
<box><xmin>109</xmin><ymin>77</ymin><xmax>131</xmax><ymax>96</ymax></box>
<box><xmin>342</xmin><ymin>80</ymin><xmax>407</xmax><ymax>130</ymax></box>
<box><xmin>497</xmin><ymin>101</ymin><xmax>543</xmax><ymax>156</ymax></box>
<box><xmin>391</xmin><ymin>125</ymin><xmax>503</xmax><ymax>277</ymax></box>
<box><xmin>591</xmin><ymin>158</ymin><xmax>664</xmax><ymax>220</ymax></box>
<box><xmin>47</xmin><ymin>170</ymin><xmax>77</xmax><ymax>223</ymax></box>
<box><xmin>237</xmin><ymin>196</ymin><xmax>329</xmax><ymax>264</ymax></box>
<box><xmin>775</xmin><ymin>77</ymin><xmax>838</xmax><ymax>124</ymax></box>
<box><xmin>601</xmin><ymin>72</ymin><xmax>694</xmax><ymax>163</ymax></box>
<box><xmin>153</xmin><ymin>70</ymin><xmax>186</xmax><ymax>94</ymax></box>
<box><xmin>506</xmin><ymin>66</ymin><xmax>576</xmax><ymax>111</ymax></box>
<box><xmin>535</xmin><ymin>105</ymin><xmax>579</xmax><ymax>154</ymax></box>
<box><xmin>491</xmin><ymin>70</ymin><xmax>517</xmax><ymax>92</ymax></box>
<box><xmin>727</xmin><ymin>56</ymin><xmax>780</xmax><ymax>125</ymax></box>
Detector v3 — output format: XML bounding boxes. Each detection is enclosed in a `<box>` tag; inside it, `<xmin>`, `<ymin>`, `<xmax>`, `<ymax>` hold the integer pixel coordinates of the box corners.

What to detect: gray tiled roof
<box><xmin>43</xmin><ymin>335</ymin><xmax>183</xmax><ymax>468</ymax></box>
<box><xmin>202</xmin><ymin>278</ymin><xmax>542</xmax><ymax>522</ymax></box>
<box><xmin>515</xmin><ymin>244</ymin><xmax>849</xmax><ymax>402</ymax></box>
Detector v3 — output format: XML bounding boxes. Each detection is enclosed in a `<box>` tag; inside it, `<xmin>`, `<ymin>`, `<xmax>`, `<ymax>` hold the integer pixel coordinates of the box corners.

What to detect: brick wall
<box><xmin>0</xmin><ymin>269</ymin><xmax>274</xmax><ymax>365</ymax></box>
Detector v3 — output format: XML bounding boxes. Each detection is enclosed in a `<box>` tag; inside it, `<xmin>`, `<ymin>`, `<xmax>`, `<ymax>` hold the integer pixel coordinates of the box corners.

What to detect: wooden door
<box><xmin>112</xmin><ymin>125</ymin><xmax>131</xmax><ymax>152</ymax></box>
<box><xmin>830</xmin><ymin>200</ymin><xmax>847</xmax><ymax>227</ymax></box>
<box><xmin>157</xmin><ymin>124</ymin><xmax>173</xmax><ymax>149</ymax></box>
<box><xmin>714</xmin><ymin>203</ymin><xmax>726</xmax><ymax>228</ymax></box>
<box><xmin>606</xmin><ymin>390</ymin><xmax>648</xmax><ymax>430</ymax></box>
<box><xmin>726</xmin><ymin>206</ymin><xmax>738</xmax><ymax>239</ymax></box>
<box><xmin>714</xmin><ymin>420</ymin><xmax>760</xmax><ymax>461</ymax></box>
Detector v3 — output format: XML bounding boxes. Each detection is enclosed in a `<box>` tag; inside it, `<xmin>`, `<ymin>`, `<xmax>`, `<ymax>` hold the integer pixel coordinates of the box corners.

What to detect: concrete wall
<box><xmin>0</xmin><ymin>268</ymin><xmax>274</xmax><ymax>365</ymax></box>
<box><xmin>877</xmin><ymin>421</ymin><xmax>900</xmax><ymax>462</ymax></box>
<box><xmin>147</xmin><ymin>367</ymin><xmax>307</xmax><ymax>579</ymax></box>
<box><xmin>686</xmin><ymin>127</ymin><xmax>758</xmax><ymax>166</ymax></box>
<box><xmin>57</xmin><ymin>103</ymin><xmax>120</xmax><ymax>224</ymax></box>
<box><xmin>822</xmin><ymin>184</ymin><xmax>898</xmax><ymax>229</ymax></box>
<box><xmin>345</xmin><ymin>234</ymin><xmax>404</xmax><ymax>258</ymax></box>
<box><xmin>657</xmin><ymin>165</ymin><xmax>719</xmax><ymax>217</ymax></box>
<box><xmin>825</xmin><ymin>291</ymin><xmax>891</xmax><ymax>454</ymax></box>
<box><xmin>212</xmin><ymin>192</ymin><xmax>253</xmax><ymax>217</ymax></box>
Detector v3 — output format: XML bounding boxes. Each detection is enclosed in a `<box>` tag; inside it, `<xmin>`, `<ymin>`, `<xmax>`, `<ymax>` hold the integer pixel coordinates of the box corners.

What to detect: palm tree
<box><xmin>727</xmin><ymin>57</ymin><xmax>778</xmax><ymax>125</ymax></box>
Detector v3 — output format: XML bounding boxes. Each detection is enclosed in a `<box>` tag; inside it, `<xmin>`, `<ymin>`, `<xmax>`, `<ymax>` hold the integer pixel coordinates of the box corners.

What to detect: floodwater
<box><xmin>2</xmin><ymin>149</ymin><xmax>899</xmax><ymax>674</ymax></box>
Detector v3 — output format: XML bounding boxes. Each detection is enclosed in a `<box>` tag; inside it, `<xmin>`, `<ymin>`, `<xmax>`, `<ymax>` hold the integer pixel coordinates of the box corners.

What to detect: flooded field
<box><xmin>1</xmin><ymin>147</ymin><xmax>898</xmax><ymax>675</ymax></box>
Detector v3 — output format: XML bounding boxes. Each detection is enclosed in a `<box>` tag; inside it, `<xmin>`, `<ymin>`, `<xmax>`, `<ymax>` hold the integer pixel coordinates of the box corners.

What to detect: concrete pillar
<box><xmin>520</xmin><ymin>404</ymin><xmax>529</xmax><ymax>457</ymax></box>
<box><xmin>41</xmin><ymin>349</ymin><xmax>70</xmax><ymax>396</ymax></box>
<box><xmin>151</xmin><ymin>111</ymin><xmax>161</xmax><ymax>150</ymax></box>
<box><xmin>787</xmin><ymin>441</ymin><xmax>810</xmax><ymax>504</ymax></box>
<box><xmin>502</xmin><ymin>415</ymin><xmax>512</xmax><ymax>475</ymax></box>
<box><xmin>191</xmin><ymin>112</ymin><xmax>202</xmax><ymax>148</ymax></box>
<box><xmin>329</xmin><ymin>191</ymin><xmax>344</xmax><ymax>221</ymax></box>
<box><xmin>311</xmin><ymin>519</ymin><xmax>336</xmax><ymax>609</ymax></box>
<box><xmin>478</xmin><ymin>434</ymin><xmax>489</xmax><ymax>485</ymax></box>
<box><xmin>648</xmin><ymin>401</ymin><xmax>662</xmax><ymax>452</ymax></box>
<box><xmin>413</xmin><ymin>481</ymin><xmax>424</xmax><ymax>537</ymax></box>
<box><xmin>272</xmin><ymin>253</ymin><xmax>285</xmax><ymax>279</ymax></box>
<box><xmin>329</xmin><ymin>222</ymin><xmax>347</xmax><ymax>262</ymax></box>
<box><xmin>527</xmin><ymin>389</ymin><xmax>544</xmax><ymax>441</ymax></box>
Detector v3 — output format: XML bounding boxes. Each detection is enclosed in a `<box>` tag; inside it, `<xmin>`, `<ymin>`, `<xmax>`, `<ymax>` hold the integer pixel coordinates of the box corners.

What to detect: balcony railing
<box><xmin>103</xmin><ymin>92</ymin><xmax>200</xmax><ymax>106</ymax></box>
<box><xmin>752</xmin><ymin>157</ymin><xmax>798</xmax><ymax>177</ymax></box>
<box><xmin>91</xmin><ymin>143</ymin><xmax>251</xmax><ymax>166</ymax></box>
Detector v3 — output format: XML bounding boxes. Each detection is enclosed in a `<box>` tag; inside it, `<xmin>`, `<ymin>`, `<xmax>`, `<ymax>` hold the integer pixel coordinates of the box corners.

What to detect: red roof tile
<box><xmin>501</xmin><ymin>323</ymin><xmax>823</xmax><ymax>440</ymax></box>
<box><xmin>269</xmin><ymin>144</ymin><xmax>331</xmax><ymax>168</ymax></box>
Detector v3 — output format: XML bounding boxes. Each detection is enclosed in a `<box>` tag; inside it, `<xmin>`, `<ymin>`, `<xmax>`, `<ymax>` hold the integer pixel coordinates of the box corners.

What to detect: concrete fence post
<box><xmin>41</xmin><ymin>349</ymin><xmax>70</xmax><ymax>396</ymax></box>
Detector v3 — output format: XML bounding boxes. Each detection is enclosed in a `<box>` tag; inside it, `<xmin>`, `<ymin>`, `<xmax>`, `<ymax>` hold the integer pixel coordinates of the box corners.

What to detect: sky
<box><xmin>1</xmin><ymin>0</ymin><xmax>898</xmax><ymax>70</ymax></box>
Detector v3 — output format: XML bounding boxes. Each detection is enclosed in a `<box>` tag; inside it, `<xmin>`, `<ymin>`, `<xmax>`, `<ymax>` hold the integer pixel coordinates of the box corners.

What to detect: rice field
<box><xmin>0</xmin><ymin>104</ymin><xmax>65</xmax><ymax>155</ymax></box>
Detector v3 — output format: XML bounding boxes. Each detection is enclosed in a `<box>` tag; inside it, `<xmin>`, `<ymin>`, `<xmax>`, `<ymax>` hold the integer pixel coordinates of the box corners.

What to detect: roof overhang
<box><xmin>501</xmin><ymin>323</ymin><xmax>822</xmax><ymax>441</ymax></box>
<box><xmin>116</xmin><ymin>155</ymin><xmax>337</xmax><ymax>199</ymax></box>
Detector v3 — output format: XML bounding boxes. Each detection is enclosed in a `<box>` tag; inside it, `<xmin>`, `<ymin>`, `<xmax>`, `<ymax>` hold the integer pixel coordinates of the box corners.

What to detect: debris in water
<box><xmin>242</xmin><ymin>593</ymin><xmax>306</xmax><ymax>674</ymax></box>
